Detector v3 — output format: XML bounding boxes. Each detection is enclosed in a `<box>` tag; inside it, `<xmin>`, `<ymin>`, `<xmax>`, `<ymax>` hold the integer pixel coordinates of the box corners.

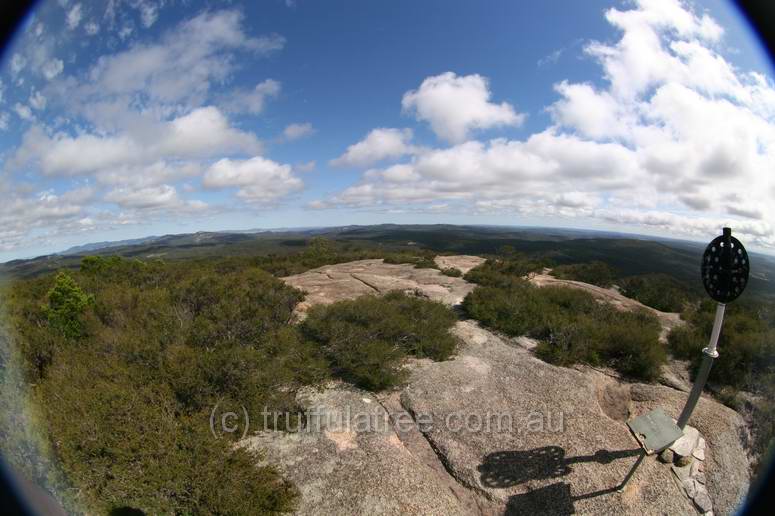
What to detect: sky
<box><xmin>1</xmin><ymin>0</ymin><xmax>774</xmax><ymax>261</ymax></box>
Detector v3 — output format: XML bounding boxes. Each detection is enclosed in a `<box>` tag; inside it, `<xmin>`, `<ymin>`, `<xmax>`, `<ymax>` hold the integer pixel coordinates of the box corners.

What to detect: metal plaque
<box><xmin>627</xmin><ymin>408</ymin><xmax>683</xmax><ymax>454</ymax></box>
<box><xmin>702</xmin><ymin>227</ymin><xmax>749</xmax><ymax>303</ymax></box>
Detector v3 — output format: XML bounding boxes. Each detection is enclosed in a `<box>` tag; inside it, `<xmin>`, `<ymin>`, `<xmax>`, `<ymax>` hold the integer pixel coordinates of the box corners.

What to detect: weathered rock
<box><xmin>241</xmin><ymin>384</ymin><xmax>472</xmax><ymax>516</ymax></box>
<box><xmin>672</xmin><ymin>463</ymin><xmax>692</xmax><ymax>481</ymax></box>
<box><xmin>658</xmin><ymin>448</ymin><xmax>674</xmax><ymax>463</ymax></box>
<box><xmin>684</xmin><ymin>477</ymin><xmax>699</xmax><ymax>498</ymax></box>
<box><xmin>282</xmin><ymin>259</ymin><xmax>478</xmax><ymax>319</ymax></box>
<box><xmin>268</xmin><ymin>257</ymin><xmax>749</xmax><ymax>515</ymax></box>
<box><xmin>694</xmin><ymin>437</ymin><xmax>707</xmax><ymax>461</ymax></box>
<box><xmin>629</xmin><ymin>383</ymin><xmax>750</xmax><ymax>515</ymax></box>
<box><xmin>694</xmin><ymin>485</ymin><xmax>714</xmax><ymax>512</ymax></box>
<box><xmin>670</xmin><ymin>425</ymin><xmax>700</xmax><ymax>458</ymax></box>
<box><xmin>434</xmin><ymin>255</ymin><xmax>486</xmax><ymax>275</ymax></box>
<box><xmin>402</xmin><ymin>320</ymin><xmax>697</xmax><ymax>515</ymax></box>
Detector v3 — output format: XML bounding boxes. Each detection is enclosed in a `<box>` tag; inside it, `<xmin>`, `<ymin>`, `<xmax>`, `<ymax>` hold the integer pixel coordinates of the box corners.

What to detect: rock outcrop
<box><xmin>247</xmin><ymin>256</ymin><xmax>750</xmax><ymax>515</ymax></box>
<box><xmin>282</xmin><ymin>259</ymin><xmax>479</xmax><ymax>318</ymax></box>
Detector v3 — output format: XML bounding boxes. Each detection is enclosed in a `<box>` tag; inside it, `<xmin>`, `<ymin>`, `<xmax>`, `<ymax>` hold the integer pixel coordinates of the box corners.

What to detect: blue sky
<box><xmin>1</xmin><ymin>0</ymin><xmax>774</xmax><ymax>260</ymax></box>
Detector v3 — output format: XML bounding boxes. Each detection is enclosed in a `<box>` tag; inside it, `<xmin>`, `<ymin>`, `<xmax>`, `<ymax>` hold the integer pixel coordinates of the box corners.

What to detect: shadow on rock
<box><xmin>504</xmin><ymin>482</ymin><xmax>575</xmax><ymax>516</ymax></box>
<box><xmin>478</xmin><ymin>446</ymin><xmax>642</xmax><ymax>488</ymax></box>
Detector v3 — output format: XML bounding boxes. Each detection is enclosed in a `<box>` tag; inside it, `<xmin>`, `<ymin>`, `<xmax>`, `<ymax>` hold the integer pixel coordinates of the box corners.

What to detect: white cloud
<box><xmin>139</xmin><ymin>1</ymin><xmax>159</xmax><ymax>28</ymax></box>
<box><xmin>401</xmin><ymin>72</ymin><xmax>524</xmax><ymax>143</ymax></box>
<box><xmin>29</xmin><ymin>91</ymin><xmax>47</xmax><ymax>110</ymax></box>
<box><xmin>224</xmin><ymin>79</ymin><xmax>281</xmax><ymax>114</ymax></box>
<box><xmin>14</xmin><ymin>103</ymin><xmax>34</xmax><ymax>121</ymax></box>
<box><xmin>41</xmin><ymin>59</ymin><xmax>64</xmax><ymax>80</ymax></box>
<box><xmin>12</xmin><ymin>106</ymin><xmax>261</xmax><ymax>176</ymax></box>
<box><xmin>203</xmin><ymin>156</ymin><xmax>303</xmax><ymax>203</ymax></box>
<box><xmin>67</xmin><ymin>3</ymin><xmax>83</xmax><ymax>30</ymax></box>
<box><xmin>318</xmin><ymin>0</ymin><xmax>775</xmax><ymax>249</ymax></box>
<box><xmin>85</xmin><ymin>21</ymin><xmax>99</xmax><ymax>36</ymax></box>
<box><xmin>105</xmin><ymin>184</ymin><xmax>180</xmax><ymax>209</ymax></box>
<box><xmin>331</xmin><ymin>128</ymin><xmax>416</xmax><ymax>168</ymax></box>
<box><xmin>10</xmin><ymin>54</ymin><xmax>26</xmax><ymax>76</ymax></box>
<box><xmin>283</xmin><ymin>122</ymin><xmax>314</xmax><ymax>141</ymax></box>
<box><xmin>0</xmin><ymin>113</ymin><xmax>9</xmax><ymax>131</ymax></box>
<box><xmin>85</xmin><ymin>10</ymin><xmax>284</xmax><ymax>108</ymax></box>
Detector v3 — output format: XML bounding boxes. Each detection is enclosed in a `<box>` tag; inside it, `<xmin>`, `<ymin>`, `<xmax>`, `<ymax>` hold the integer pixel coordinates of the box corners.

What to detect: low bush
<box><xmin>302</xmin><ymin>291</ymin><xmax>458</xmax><ymax>390</ymax></box>
<box><xmin>463</xmin><ymin>281</ymin><xmax>664</xmax><ymax>381</ymax></box>
<box><xmin>441</xmin><ymin>267</ymin><xmax>462</xmax><ymax>277</ymax></box>
<box><xmin>5</xmin><ymin>256</ymin><xmax>332</xmax><ymax>514</ymax></box>
<box><xmin>619</xmin><ymin>273</ymin><xmax>696</xmax><ymax>312</ymax></box>
<box><xmin>552</xmin><ymin>261</ymin><xmax>617</xmax><ymax>288</ymax></box>
<box><xmin>464</xmin><ymin>255</ymin><xmax>546</xmax><ymax>288</ymax></box>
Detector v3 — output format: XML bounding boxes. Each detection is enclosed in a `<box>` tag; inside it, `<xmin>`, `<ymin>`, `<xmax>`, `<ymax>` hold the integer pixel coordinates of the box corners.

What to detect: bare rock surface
<box><xmin>242</xmin><ymin>384</ymin><xmax>474</xmax><ymax>516</ymax></box>
<box><xmin>435</xmin><ymin>255</ymin><xmax>487</xmax><ymax>274</ymax></box>
<box><xmin>265</xmin><ymin>257</ymin><xmax>750</xmax><ymax>515</ymax></box>
<box><xmin>282</xmin><ymin>259</ymin><xmax>477</xmax><ymax>318</ymax></box>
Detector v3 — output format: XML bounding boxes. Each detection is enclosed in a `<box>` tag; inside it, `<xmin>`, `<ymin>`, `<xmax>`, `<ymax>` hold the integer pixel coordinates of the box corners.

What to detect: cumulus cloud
<box><xmin>83</xmin><ymin>10</ymin><xmax>284</xmax><ymax>109</ymax></box>
<box><xmin>203</xmin><ymin>156</ymin><xmax>304</xmax><ymax>203</ymax></box>
<box><xmin>12</xmin><ymin>107</ymin><xmax>261</xmax><ymax>176</ymax></box>
<box><xmin>14</xmin><ymin>103</ymin><xmax>34</xmax><ymax>121</ymax></box>
<box><xmin>283</xmin><ymin>122</ymin><xmax>315</xmax><ymax>141</ymax></box>
<box><xmin>401</xmin><ymin>72</ymin><xmax>524</xmax><ymax>143</ymax></box>
<box><xmin>319</xmin><ymin>0</ymin><xmax>775</xmax><ymax>249</ymax></box>
<box><xmin>223</xmin><ymin>79</ymin><xmax>281</xmax><ymax>114</ymax></box>
<box><xmin>66</xmin><ymin>3</ymin><xmax>83</xmax><ymax>30</ymax></box>
<box><xmin>41</xmin><ymin>59</ymin><xmax>64</xmax><ymax>80</ymax></box>
<box><xmin>331</xmin><ymin>128</ymin><xmax>416</xmax><ymax>168</ymax></box>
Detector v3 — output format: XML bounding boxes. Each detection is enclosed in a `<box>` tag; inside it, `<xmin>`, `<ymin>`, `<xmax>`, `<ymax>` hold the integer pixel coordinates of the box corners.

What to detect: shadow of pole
<box><xmin>480</xmin><ymin>446</ymin><xmax>647</xmax><ymax>515</ymax></box>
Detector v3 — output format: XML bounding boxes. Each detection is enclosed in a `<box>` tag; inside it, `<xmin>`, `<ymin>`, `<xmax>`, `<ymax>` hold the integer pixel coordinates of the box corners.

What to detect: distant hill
<box><xmin>1</xmin><ymin>224</ymin><xmax>772</xmax><ymax>301</ymax></box>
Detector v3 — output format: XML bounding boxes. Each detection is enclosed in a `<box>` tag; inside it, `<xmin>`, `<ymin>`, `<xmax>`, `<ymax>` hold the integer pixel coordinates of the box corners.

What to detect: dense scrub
<box><xmin>2</xmin><ymin>243</ymin><xmax>459</xmax><ymax>513</ymax></box>
<box><xmin>619</xmin><ymin>273</ymin><xmax>697</xmax><ymax>313</ymax></box>
<box><xmin>463</xmin><ymin>279</ymin><xmax>664</xmax><ymax>380</ymax></box>
<box><xmin>463</xmin><ymin>254</ymin><xmax>546</xmax><ymax>288</ymax></box>
<box><xmin>5</xmin><ymin>257</ymin><xmax>321</xmax><ymax>514</ymax></box>
<box><xmin>551</xmin><ymin>261</ymin><xmax>617</xmax><ymax>288</ymax></box>
<box><xmin>302</xmin><ymin>291</ymin><xmax>458</xmax><ymax>390</ymax></box>
<box><xmin>669</xmin><ymin>300</ymin><xmax>775</xmax><ymax>469</ymax></box>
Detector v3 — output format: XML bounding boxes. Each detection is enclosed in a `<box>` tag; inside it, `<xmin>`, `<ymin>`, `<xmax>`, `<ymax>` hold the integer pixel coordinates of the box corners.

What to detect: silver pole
<box><xmin>677</xmin><ymin>302</ymin><xmax>725</xmax><ymax>429</ymax></box>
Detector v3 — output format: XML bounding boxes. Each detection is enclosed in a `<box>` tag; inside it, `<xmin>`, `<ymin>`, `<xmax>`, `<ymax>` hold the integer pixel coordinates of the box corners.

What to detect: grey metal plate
<box><xmin>627</xmin><ymin>408</ymin><xmax>683</xmax><ymax>454</ymax></box>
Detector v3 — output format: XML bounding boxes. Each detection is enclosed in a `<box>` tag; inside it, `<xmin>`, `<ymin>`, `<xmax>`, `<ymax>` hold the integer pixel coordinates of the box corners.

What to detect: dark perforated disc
<box><xmin>701</xmin><ymin>228</ymin><xmax>749</xmax><ymax>303</ymax></box>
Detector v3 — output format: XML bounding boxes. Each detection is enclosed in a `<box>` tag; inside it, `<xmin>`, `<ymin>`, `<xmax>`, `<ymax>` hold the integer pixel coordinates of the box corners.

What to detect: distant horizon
<box><xmin>6</xmin><ymin>221</ymin><xmax>773</xmax><ymax>265</ymax></box>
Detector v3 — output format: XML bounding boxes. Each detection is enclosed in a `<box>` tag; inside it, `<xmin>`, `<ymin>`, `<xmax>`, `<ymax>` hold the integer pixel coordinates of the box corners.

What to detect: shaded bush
<box><xmin>619</xmin><ymin>273</ymin><xmax>696</xmax><ymax>312</ymax></box>
<box><xmin>302</xmin><ymin>291</ymin><xmax>458</xmax><ymax>390</ymax></box>
<box><xmin>464</xmin><ymin>255</ymin><xmax>546</xmax><ymax>288</ymax></box>
<box><xmin>441</xmin><ymin>267</ymin><xmax>462</xmax><ymax>277</ymax></box>
<box><xmin>463</xmin><ymin>281</ymin><xmax>664</xmax><ymax>381</ymax></box>
<box><xmin>552</xmin><ymin>261</ymin><xmax>617</xmax><ymax>288</ymax></box>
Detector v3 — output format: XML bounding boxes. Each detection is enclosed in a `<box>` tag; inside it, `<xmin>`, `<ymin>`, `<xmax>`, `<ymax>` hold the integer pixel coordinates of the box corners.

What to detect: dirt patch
<box><xmin>597</xmin><ymin>382</ymin><xmax>632</xmax><ymax>422</ymax></box>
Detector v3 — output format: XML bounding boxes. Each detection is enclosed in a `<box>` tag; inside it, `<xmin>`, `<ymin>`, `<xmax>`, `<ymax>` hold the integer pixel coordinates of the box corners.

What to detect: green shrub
<box><xmin>464</xmin><ymin>255</ymin><xmax>545</xmax><ymax>288</ymax></box>
<box><xmin>441</xmin><ymin>267</ymin><xmax>462</xmax><ymax>277</ymax></box>
<box><xmin>302</xmin><ymin>291</ymin><xmax>457</xmax><ymax>390</ymax></box>
<box><xmin>552</xmin><ymin>261</ymin><xmax>617</xmax><ymax>288</ymax></box>
<box><xmin>6</xmin><ymin>256</ymin><xmax>334</xmax><ymax>513</ymax></box>
<box><xmin>619</xmin><ymin>273</ymin><xmax>695</xmax><ymax>312</ymax></box>
<box><xmin>463</xmin><ymin>281</ymin><xmax>664</xmax><ymax>381</ymax></box>
<box><xmin>38</xmin><ymin>348</ymin><xmax>297</xmax><ymax>515</ymax></box>
<box><xmin>42</xmin><ymin>272</ymin><xmax>93</xmax><ymax>339</ymax></box>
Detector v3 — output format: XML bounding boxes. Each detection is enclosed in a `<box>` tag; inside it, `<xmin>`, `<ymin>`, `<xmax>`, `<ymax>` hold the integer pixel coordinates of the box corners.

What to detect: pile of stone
<box><xmin>659</xmin><ymin>424</ymin><xmax>712</xmax><ymax>514</ymax></box>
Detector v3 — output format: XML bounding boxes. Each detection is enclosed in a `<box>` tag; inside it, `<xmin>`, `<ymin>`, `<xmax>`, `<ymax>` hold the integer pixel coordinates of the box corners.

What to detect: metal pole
<box><xmin>616</xmin><ymin>449</ymin><xmax>646</xmax><ymax>492</ymax></box>
<box><xmin>676</xmin><ymin>302</ymin><xmax>725</xmax><ymax>429</ymax></box>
